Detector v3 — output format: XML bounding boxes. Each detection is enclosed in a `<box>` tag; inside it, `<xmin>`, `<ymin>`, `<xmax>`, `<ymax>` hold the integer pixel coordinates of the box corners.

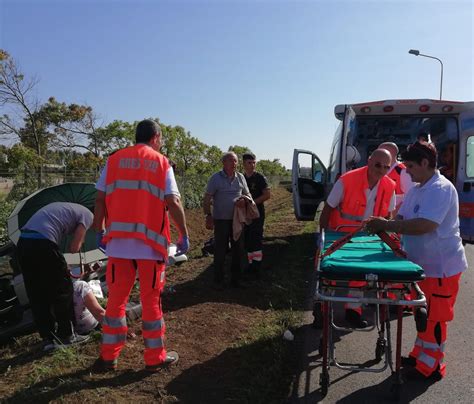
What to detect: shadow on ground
<box><xmin>163</xmin><ymin>233</ymin><xmax>315</xmax><ymax>314</ymax></box>
<box><xmin>165</xmin><ymin>334</ymin><xmax>300</xmax><ymax>404</ymax></box>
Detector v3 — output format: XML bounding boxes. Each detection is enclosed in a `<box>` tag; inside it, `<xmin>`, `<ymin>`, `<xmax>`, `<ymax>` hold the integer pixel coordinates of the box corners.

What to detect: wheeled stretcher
<box><xmin>314</xmin><ymin>229</ymin><xmax>427</xmax><ymax>398</ymax></box>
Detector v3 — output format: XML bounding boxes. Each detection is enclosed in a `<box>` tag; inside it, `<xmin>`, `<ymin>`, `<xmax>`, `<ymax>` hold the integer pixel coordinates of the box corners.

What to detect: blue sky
<box><xmin>1</xmin><ymin>0</ymin><xmax>473</xmax><ymax>167</ymax></box>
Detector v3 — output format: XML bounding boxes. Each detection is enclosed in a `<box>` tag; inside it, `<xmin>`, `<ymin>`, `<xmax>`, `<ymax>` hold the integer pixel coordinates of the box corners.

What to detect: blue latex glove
<box><xmin>96</xmin><ymin>230</ymin><xmax>106</xmax><ymax>253</ymax></box>
<box><xmin>176</xmin><ymin>235</ymin><xmax>189</xmax><ymax>256</ymax></box>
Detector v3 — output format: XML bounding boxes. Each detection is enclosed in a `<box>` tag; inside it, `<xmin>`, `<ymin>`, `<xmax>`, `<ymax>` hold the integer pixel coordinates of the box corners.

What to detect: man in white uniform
<box><xmin>365</xmin><ymin>140</ymin><xmax>467</xmax><ymax>381</ymax></box>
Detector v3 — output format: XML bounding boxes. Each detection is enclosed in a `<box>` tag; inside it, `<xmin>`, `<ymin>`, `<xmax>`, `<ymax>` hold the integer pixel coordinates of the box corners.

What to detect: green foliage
<box><xmin>256</xmin><ymin>158</ymin><xmax>288</xmax><ymax>177</ymax></box>
<box><xmin>228</xmin><ymin>145</ymin><xmax>252</xmax><ymax>158</ymax></box>
<box><xmin>0</xmin><ymin>199</ymin><xmax>15</xmax><ymax>244</ymax></box>
<box><xmin>94</xmin><ymin>120</ymin><xmax>135</xmax><ymax>156</ymax></box>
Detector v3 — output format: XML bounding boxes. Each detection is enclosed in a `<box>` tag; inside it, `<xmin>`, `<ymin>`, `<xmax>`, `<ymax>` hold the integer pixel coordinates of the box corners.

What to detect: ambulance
<box><xmin>292</xmin><ymin>99</ymin><xmax>474</xmax><ymax>242</ymax></box>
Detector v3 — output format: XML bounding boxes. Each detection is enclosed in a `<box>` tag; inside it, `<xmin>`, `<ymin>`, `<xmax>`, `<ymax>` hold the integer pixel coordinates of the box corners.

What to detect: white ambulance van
<box><xmin>292</xmin><ymin>99</ymin><xmax>474</xmax><ymax>242</ymax></box>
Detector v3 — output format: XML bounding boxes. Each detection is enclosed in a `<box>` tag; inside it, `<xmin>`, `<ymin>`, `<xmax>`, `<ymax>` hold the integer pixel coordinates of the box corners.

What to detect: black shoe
<box><xmin>345</xmin><ymin>309</ymin><xmax>368</xmax><ymax>328</ymax></box>
<box><xmin>145</xmin><ymin>351</ymin><xmax>179</xmax><ymax>372</ymax></box>
<box><xmin>401</xmin><ymin>356</ymin><xmax>416</xmax><ymax>368</ymax></box>
<box><xmin>92</xmin><ymin>357</ymin><xmax>118</xmax><ymax>372</ymax></box>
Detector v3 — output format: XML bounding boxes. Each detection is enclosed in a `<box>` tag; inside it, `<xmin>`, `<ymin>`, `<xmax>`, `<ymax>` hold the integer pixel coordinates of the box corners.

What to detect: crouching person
<box><xmin>17</xmin><ymin>202</ymin><xmax>94</xmax><ymax>351</ymax></box>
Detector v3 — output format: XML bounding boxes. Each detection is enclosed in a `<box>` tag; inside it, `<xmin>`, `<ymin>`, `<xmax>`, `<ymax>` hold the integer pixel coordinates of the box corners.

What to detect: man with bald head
<box><xmin>319</xmin><ymin>148</ymin><xmax>396</xmax><ymax>328</ymax></box>
<box><xmin>378</xmin><ymin>142</ymin><xmax>415</xmax><ymax>211</ymax></box>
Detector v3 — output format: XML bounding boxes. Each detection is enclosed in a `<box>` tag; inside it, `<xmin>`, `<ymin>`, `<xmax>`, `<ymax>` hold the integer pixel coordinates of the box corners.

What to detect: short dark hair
<box><xmin>135</xmin><ymin>119</ymin><xmax>161</xmax><ymax>143</ymax></box>
<box><xmin>401</xmin><ymin>141</ymin><xmax>437</xmax><ymax>168</ymax></box>
<box><xmin>243</xmin><ymin>152</ymin><xmax>256</xmax><ymax>161</ymax></box>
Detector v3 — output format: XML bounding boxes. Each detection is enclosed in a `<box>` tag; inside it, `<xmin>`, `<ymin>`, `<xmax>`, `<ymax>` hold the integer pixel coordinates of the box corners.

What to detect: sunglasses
<box><xmin>374</xmin><ymin>162</ymin><xmax>391</xmax><ymax>170</ymax></box>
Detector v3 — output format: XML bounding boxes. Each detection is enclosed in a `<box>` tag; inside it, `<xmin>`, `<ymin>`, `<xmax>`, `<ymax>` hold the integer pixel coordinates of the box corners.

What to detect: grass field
<box><xmin>0</xmin><ymin>187</ymin><xmax>317</xmax><ymax>403</ymax></box>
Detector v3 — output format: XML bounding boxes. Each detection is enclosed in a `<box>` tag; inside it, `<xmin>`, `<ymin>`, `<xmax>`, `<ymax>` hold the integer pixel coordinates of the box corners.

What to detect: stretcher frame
<box><xmin>314</xmin><ymin>228</ymin><xmax>427</xmax><ymax>398</ymax></box>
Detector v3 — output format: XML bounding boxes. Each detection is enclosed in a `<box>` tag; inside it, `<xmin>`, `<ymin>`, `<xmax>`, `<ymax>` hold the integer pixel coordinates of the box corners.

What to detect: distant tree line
<box><xmin>0</xmin><ymin>49</ymin><xmax>288</xmax><ymax>243</ymax></box>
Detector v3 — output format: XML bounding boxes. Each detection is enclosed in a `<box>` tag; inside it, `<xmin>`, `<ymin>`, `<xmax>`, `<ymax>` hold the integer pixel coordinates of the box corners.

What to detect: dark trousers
<box><xmin>244</xmin><ymin>216</ymin><xmax>264</xmax><ymax>253</ymax></box>
<box><xmin>213</xmin><ymin>219</ymin><xmax>244</xmax><ymax>284</ymax></box>
<box><xmin>17</xmin><ymin>238</ymin><xmax>74</xmax><ymax>340</ymax></box>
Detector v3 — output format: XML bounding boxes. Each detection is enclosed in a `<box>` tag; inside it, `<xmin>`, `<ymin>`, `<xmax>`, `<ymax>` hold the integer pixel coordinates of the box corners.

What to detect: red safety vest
<box><xmin>328</xmin><ymin>166</ymin><xmax>395</xmax><ymax>231</ymax></box>
<box><xmin>387</xmin><ymin>162</ymin><xmax>406</xmax><ymax>196</ymax></box>
<box><xmin>103</xmin><ymin>144</ymin><xmax>170</xmax><ymax>258</ymax></box>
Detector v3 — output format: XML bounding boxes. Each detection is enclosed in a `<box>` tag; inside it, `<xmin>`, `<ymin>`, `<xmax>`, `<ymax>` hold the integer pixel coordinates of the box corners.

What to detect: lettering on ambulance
<box><xmin>395</xmin><ymin>100</ymin><xmax>418</xmax><ymax>104</ymax></box>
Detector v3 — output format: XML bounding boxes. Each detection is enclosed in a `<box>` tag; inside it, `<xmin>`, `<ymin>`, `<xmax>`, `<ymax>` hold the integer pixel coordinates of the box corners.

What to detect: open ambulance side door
<box><xmin>457</xmin><ymin>110</ymin><xmax>474</xmax><ymax>242</ymax></box>
<box><xmin>292</xmin><ymin>149</ymin><xmax>327</xmax><ymax>220</ymax></box>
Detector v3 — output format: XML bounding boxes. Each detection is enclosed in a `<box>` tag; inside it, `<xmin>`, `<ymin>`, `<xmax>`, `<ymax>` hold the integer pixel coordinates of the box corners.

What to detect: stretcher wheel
<box><xmin>312</xmin><ymin>302</ymin><xmax>323</xmax><ymax>329</ymax></box>
<box><xmin>320</xmin><ymin>370</ymin><xmax>330</xmax><ymax>396</ymax></box>
<box><xmin>415</xmin><ymin>307</ymin><xmax>427</xmax><ymax>333</ymax></box>
<box><xmin>375</xmin><ymin>338</ymin><xmax>386</xmax><ymax>361</ymax></box>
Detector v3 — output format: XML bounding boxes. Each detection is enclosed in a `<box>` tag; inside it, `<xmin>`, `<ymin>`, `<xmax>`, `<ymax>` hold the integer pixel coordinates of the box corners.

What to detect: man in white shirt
<box><xmin>365</xmin><ymin>140</ymin><xmax>467</xmax><ymax>381</ymax></box>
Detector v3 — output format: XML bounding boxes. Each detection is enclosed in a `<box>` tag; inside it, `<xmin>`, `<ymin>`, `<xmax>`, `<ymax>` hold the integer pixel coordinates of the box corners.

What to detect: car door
<box><xmin>292</xmin><ymin>149</ymin><xmax>327</xmax><ymax>220</ymax></box>
<box><xmin>457</xmin><ymin>109</ymin><xmax>474</xmax><ymax>242</ymax></box>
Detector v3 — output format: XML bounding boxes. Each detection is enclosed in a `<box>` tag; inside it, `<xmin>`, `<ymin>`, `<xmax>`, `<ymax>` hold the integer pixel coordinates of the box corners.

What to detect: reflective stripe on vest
<box><xmin>103</xmin><ymin>315</ymin><xmax>127</xmax><ymax>328</ymax></box>
<box><xmin>107</xmin><ymin>222</ymin><xmax>168</xmax><ymax>249</ymax></box>
<box><xmin>102</xmin><ymin>333</ymin><xmax>127</xmax><ymax>344</ymax></box>
<box><xmin>337</xmin><ymin>207</ymin><xmax>365</xmax><ymax>222</ymax></box>
<box><xmin>106</xmin><ymin>179</ymin><xmax>165</xmax><ymax>201</ymax></box>
<box><xmin>143</xmin><ymin>318</ymin><xmax>164</xmax><ymax>331</ymax></box>
<box><xmin>144</xmin><ymin>336</ymin><xmax>164</xmax><ymax>348</ymax></box>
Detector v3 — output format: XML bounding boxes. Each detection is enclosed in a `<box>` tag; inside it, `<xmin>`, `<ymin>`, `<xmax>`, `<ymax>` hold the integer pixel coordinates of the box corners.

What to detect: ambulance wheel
<box><xmin>375</xmin><ymin>339</ymin><xmax>386</xmax><ymax>361</ymax></box>
<box><xmin>312</xmin><ymin>302</ymin><xmax>323</xmax><ymax>329</ymax></box>
<box><xmin>320</xmin><ymin>371</ymin><xmax>329</xmax><ymax>396</ymax></box>
<box><xmin>415</xmin><ymin>307</ymin><xmax>427</xmax><ymax>333</ymax></box>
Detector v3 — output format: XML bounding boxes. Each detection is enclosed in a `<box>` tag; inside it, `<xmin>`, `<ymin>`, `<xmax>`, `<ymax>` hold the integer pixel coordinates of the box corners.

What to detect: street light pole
<box><xmin>408</xmin><ymin>49</ymin><xmax>444</xmax><ymax>100</ymax></box>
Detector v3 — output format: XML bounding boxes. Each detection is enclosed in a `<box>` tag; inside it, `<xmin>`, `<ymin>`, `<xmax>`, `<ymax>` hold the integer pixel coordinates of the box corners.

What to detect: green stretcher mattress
<box><xmin>319</xmin><ymin>231</ymin><xmax>425</xmax><ymax>282</ymax></box>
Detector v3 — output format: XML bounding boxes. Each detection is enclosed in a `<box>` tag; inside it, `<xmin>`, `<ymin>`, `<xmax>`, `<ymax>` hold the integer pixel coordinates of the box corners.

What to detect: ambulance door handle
<box><xmin>463</xmin><ymin>182</ymin><xmax>471</xmax><ymax>192</ymax></box>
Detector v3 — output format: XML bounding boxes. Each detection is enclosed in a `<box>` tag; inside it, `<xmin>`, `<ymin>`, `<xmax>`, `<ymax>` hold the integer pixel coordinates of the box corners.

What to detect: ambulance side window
<box><xmin>466</xmin><ymin>136</ymin><xmax>474</xmax><ymax>178</ymax></box>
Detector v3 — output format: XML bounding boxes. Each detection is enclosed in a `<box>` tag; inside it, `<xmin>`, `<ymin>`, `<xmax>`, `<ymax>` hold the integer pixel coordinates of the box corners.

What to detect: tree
<box><xmin>0</xmin><ymin>49</ymin><xmax>45</xmax><ymax>186</ymax></box>
<box><xmin>256</xmin><ymin>158</ymin><xmax>288</xmax><ymax>177</ymax></box>
<box><xmin>228</xmin><ymin>145</ymin><xmax>252</xmax><ymax>161</ymax></box>
<box><xmin>5</xmin><ymin>143</ymin><xmax>44</xmax><ymax>201</ymax></box>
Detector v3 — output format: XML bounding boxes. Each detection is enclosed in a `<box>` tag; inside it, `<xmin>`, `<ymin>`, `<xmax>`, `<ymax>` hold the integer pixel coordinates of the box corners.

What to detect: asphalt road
<box><xmin>291</xmin><ymin>244</ymin><xmax>474</xmax><ymax>403</ymax></box>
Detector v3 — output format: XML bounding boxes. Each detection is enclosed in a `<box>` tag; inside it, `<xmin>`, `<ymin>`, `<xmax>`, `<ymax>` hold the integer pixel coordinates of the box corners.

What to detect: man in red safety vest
<box><xmin>365</xmin><ymin>141</ymin><xmax>467</xmax><ymax>381</ymax></box>
<box><xmin>93</xmin><ymin>119</ymin><xmax>189</xmax><ymax>372</ymax></box>
<box><xmin>319</xmin><ymin>148</ymin><xmax>396</xmax><ymax>328</ymax></box>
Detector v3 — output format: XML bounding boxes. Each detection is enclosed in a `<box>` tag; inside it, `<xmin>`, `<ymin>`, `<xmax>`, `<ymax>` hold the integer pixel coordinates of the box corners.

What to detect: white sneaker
<box><xmin>55</xmin><ymin>333</ymin><xmax>91</xmax><ymax>348</ymax></box>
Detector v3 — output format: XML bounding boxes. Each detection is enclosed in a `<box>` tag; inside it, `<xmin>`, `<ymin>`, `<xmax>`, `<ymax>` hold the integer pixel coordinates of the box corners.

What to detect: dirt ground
<box><xmin>0</xmin><ymin>187</ymin><xmax>314</xmax><ymax>403</ymax></box>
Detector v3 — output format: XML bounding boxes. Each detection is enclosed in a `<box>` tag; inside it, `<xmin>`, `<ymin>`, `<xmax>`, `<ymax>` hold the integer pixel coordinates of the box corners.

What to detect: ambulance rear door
<box><xmin>292</xmin><ymin>149</ymin><xmax>327</xmax><ymax>220</ymax></box>
<box><xmin>457</xmin><ymin>109</ymin><xmax>474</xmax><ymax>242</ymax></box>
